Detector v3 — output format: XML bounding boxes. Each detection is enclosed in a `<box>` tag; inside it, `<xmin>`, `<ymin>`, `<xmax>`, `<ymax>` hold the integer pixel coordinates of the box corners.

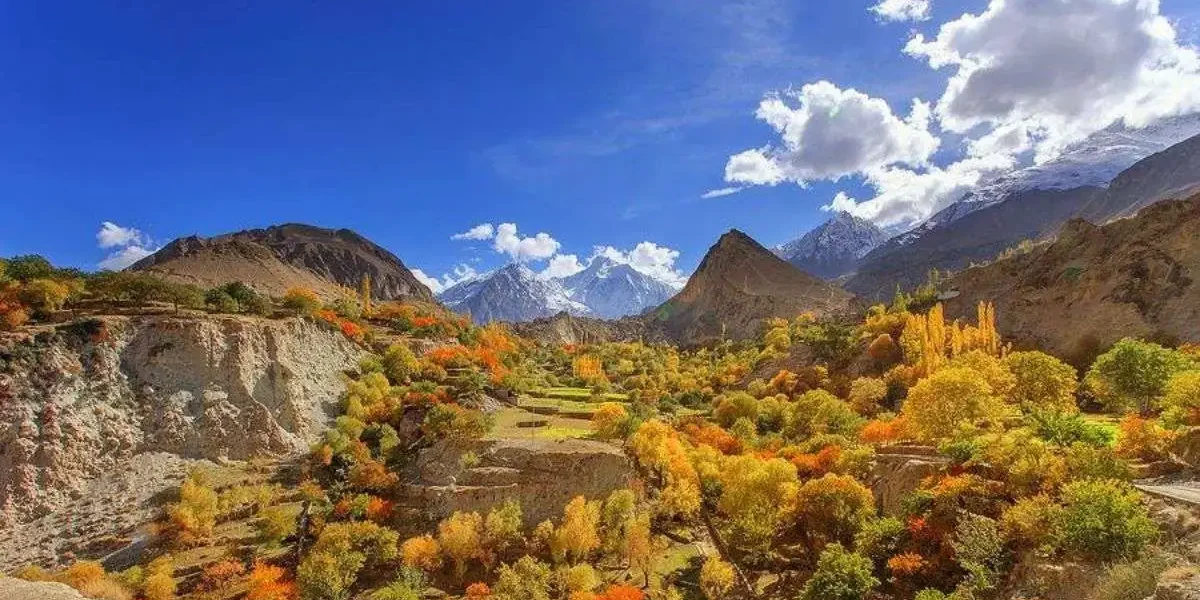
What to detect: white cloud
<box><xmin>95</xmin><ymin>221</ymin><xmax>157</xmax><ymax>271</ymax></box>
<box><xmin>97</xmin><ymin>221</ymin><xmax>147</xmax><ymax>249</ymax></box>
<box><xmin>540</xmin><ymin>254</ymin><xmax>586</xmax><ymax>280</ymax></box>
<box><xmin>723</xmin><ymin>82</ymin><xmax>940</xmax><ymax>186</ymax></box>
<box><xmin>416</xmin><ymin>264</ymin><xmax>480</xmax><ymax>295</ymax></box>
<box><xmin>821</xmin><ymin>192</ymin><xmax>860</xmax><ymax>213</ymax></box>
<box><xmin>493</xmin><ymin>223</ymin><xmax>561</xmax><ymax>262</ymax></box>
<box><xmin>701</xmin><ymin>186</ymin><xmax>744</xmax><ymax>199</ymax></box>
<box><xmin>906</xmin><ymin>0</ymin><xmax>1200</xmax><ymax>161</ymax></box>
<box><xmin>451</xmin><ymin>223</ymin><xmax>495</xmax><ymax>241</ymax></box>
<box><xmin>871</xmin><ymin>0</ymin><xmax>931</xmax><ymax>22</ymax></box>
<box><xmin>411</xmin><ymin>269</ymin><xmax>444</xmax><ymax>294</ymax></box>
<box><xmin>98</xmin><ymin>245</ymin><xmax>156</xmax><ymax>271</ymax></box>
<box><xmin>591</xmin><ymin>242</ymin><xmax>689</xmax><ymax>289</ymax></box>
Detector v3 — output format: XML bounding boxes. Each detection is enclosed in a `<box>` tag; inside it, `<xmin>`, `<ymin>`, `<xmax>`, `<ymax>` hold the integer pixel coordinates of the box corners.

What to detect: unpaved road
<box><xmin>1135</xmin><ymin>482</ymin><xmax>1200</xmax><ymax>506</ymax></box>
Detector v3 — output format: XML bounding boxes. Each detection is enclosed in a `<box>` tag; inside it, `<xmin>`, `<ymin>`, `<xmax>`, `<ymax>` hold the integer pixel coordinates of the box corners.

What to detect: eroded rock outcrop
<box><xmin>0</xmin><ymin>578</ymin><xmax>89</xmax><ymax>600</ymax></box>
<box><xmin>0</xmin><ymin>314</ymin><xmax>363</xmax><ymax>526</ymax></box>
<box><xmin>408</xmin><ymin>438</ymin><xmax>634</xmax><ymax>525</ymax></box>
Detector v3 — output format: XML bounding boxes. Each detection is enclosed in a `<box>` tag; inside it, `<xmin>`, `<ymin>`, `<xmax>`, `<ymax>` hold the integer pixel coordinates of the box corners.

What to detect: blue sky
<box><xmin>3</xmin><ymin>1</ymin><xmax>1199</xmax><ymax>288</ymax></box>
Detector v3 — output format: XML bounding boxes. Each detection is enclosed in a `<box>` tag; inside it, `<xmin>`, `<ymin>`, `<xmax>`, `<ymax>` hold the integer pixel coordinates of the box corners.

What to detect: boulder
<box><xmin>869</xmin><ymin>454</ymin><xmax>943</xmax><ymax>516</ymax></box>
<box><xmin>1153</xmin><ymin>566</ymin><xmax>1200</xmax><ymax>600</ymax></box>
<box><xmin>0</xmin><ymin>578</ymin><xmax>89</xmax><ymax>600</ymax></box>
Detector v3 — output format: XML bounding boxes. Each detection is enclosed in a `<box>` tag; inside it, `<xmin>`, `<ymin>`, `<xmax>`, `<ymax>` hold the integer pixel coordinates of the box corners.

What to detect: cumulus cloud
<box><xmin>95</xmin><ymin>221</ymin><xmax>157</xmax><ymax>271</ymax></box>
<box><xmin>97</xmin><ymin>222</ymin><xmax>147</xmax><ymax>249</ymax></box>
<box><xmin>415</xmin><ymin>264</ymin><xmax>480</xmax><ymax>295</ymax></box>
<box><xmin>723</xmin><ymin>82</ymin><xmax>940</xmax><ymax>186</ymax></box>
<box><xmin>871</xmin><ymin>0</ymin><xmax>931</xmax><ymax>22</ymax></box>
<box><xmin>98</xmin><ymin>245</ymin><xmax>156</xmax><ymax>271</ymax></box>
<box><xmin>591</xmin><ymin>242</ymin><xmax>689</xmax><ymax>289</ymax></box>
<box><xmin>906</xmin><ymin>0</ymin><xmax>1200</xmax><ymax>161</ymax></box>
<box><xmin>493</xmin><ymin>223</ymin><xmax>561</xmax><ymax>262</ymax></box>
<box><xmin>821</xmin><ymin>192</ymin><xmax>861</xmax><ymax>213</ymax></box>
<box><xmin>451</xmin><ymin>223</ymin><xmax>496</xmax><ymax>241</ymax></box>
<box><xmin>701</xmin><ymin>187</ymin><xmax>744</xmax><ymax>199</ymax></box>
<box><xmin>540</xmin><ymin>254</ymin><xmax>586</xmax><ymax>279</ymax></box>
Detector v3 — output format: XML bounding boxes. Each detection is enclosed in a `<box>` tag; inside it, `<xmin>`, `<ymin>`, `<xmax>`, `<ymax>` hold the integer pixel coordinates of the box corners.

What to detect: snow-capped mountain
<box><xmin>920</xmin><ymin>113</ymin><xmax>1200</xmax><ymax>232</ymax></box>
<box><xmin>439</xmin><ymin>256</ymin><xmax>684</xmax><ymax>324</ymax></box>
<box><xmin>440</xmin><ymin>263</ymin><xmax>591</xmax><ymax>324</ymax></box>
<box><xmin>559</xmin><ymin>256</ymin><xmax>680</xmax><ymax>319</ymax></box>
<box><xmin>774</xmin><ymin>212</ymin><xmax>889</xmax><ymax>279</ymax></box>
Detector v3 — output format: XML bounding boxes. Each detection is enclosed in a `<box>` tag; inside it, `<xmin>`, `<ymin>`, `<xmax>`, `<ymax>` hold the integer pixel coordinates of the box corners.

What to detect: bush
<box><xmin>1059</xmin><ymin>479</ymin><xmax>1157</xmax><ymax>561</ymax></box>
<box><xmin>800</xmin><ymin>544</ymin><xmax>878</xmax><ymax>600</ymax></box>
<box><xmin>1115</xmin><ymin>415</ymin><xmax>1172</xmax><ymax>461</ymax></box>
<box><xmin>854</xmin><ymin>517</ymin><xmax>906</xmax><ymax>563</ymax></box>
<box><xmin>493</xmin><ymin>556</ymin><xmax>551</xmax><ymax>600</ymax></box>
<box><xmin>1000</xmin><ymin>495</ymin><xmax>1065</xmax><ymax>551</ymax></box>
<box><xmin>848</xmin><ymin>377</ymin><xmax>888</xmax><ymax>416</ymax></box>
<box><xmin>1092</xmin><ymin>552</ymin><xmax>1172</xmax><ymax>600</ymax></box>
<box><xmin>1161</xmin><ymin>370</ymin><xmax>1200</xmax><ymax>428</ymax></box>
<box><xmin>794</xmin><ymin>474</ymin><xmax>875</xmax><ymax>550</ymax></box>
<box><xmin>283</xmin><ymin>287</ymin><xmax>322</xmax><ymax>316</ymax></box>
<box><xmin>592</xmin><ymin>403</ymin><xmax>631</xmax><ymax>440</ymax></box>
<box><xmin>699</xmin><ymin>557</ymin><xmax>735</xmax><ymax>600</ymax></box>
<box><xmin>169</xmin><ymin>473</ymin><xmax>219</xmax><ymax>544</ymax></box>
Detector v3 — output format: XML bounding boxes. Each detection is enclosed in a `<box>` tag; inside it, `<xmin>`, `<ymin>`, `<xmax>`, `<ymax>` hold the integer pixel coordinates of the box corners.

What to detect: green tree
<box><xmin>1059</xmin><ymin>479</ymin><xmax>1157</xmax><ymax>561</ymax></box>
<box><xmin>1003</xmin><ymin>350</ymin><xmax>1079</xmax><ymax>413</ymax></box>
<box><xmin>1085</xmin><ymin>338</ymin><xmax>1193</xmax><ymax>414</ymax></box>
<box><xmin>800</xmin><ymin>544</ymin><xmax>878</xmax><ymax>600</ymax></box>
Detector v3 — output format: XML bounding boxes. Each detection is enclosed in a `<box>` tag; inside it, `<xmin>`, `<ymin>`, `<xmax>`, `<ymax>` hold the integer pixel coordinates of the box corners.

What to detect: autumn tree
<box><xmin>283</xmin><ymin>287</ymin><xmax>322</xmax><ymax>316</ymax></box>
<box><xmin>298</xmin><ymin>521</ymin><xmax>399</xmax><ymax>600</ymax></box>
<box><xmin>381</xmin><ymin>343</ymin><xmax>421</xmax><ymax>384</ymax></box>
<box><xmin>901</xmin><ymin>367</ymin><xmax>1007</xmax><ymax>440</ymax></box>
<box><xmin>142</xmin><ymin>556</ymin><xmax>176</xmax><ymax>600</ymax></box>
<box><xmin>484</xmin><ymin>499</ymin><xmax>524</xmax><ymax>563</ymax></box>
<box><xmin>847</xmin><ymin>377</ymin><xmax>888</xmax><ymax>416</ymax></box>
<box><xmin>552</xmin><ymin>496</ymin><xmax>601</xmax><ymax>564</ymax></box>
<box><xmin>401</xmin><ymin>535</ymin><xmax>443</xmax><ymax>572</ymax></box>
<box><xmin>438</xmin><ymin>511</ymin><xmax>484</xmax><ymax>579</ymax></box>
<box><xmin>1161</xmin><ymin>370</ymin><xmax>1200</xmax><ymax>428</ymax></box>
<box><xmin>718</xmin><ymin>455</ymin><xmax>799</xmax><ymax>553</ymax></box>
<box><xmin>246</xmin><ymin>562</ymin><xmax>298</xmax><ymax>600</ymax></box>
<box><xmin>493</xmin><ymin>556</ymin><xmax>551</xmax><ymax>600</ymax></box>
<box><xmin>784</xmin><ymin>390</ymin><xmax>863</xmax><ymax>440</ymax></box>
<box><xmin>19</xmin><ymin>278</ymin><xmax>71</xmax><ymax>316</ymax></box>
<box><xmin>624</xmin><ymin>512</ymin><xmax>655</xmax><ymax>588</ymax></box>
<box><xmin>699</xmin><ymin>557</ymin><xmax>735</xmax><ymax>600</ymax></box>
<box><xmin>713</xmin><ymin>391</ymin><xmax>759</xmax><ymax>428</ymax></box>
<box><xmin>794</xmin><ymin>474</ymin><xmax>875</xmax><ymax>551</ymax></box>
<box><xmin>1085</xmin><ymin>338</ymin><xmax>1194</xmax><ymax>414</ymax></box>
<box><xmin>592</xmin><ymin>402</ymin><xmax>631</xmax><ymax>440</ymax></box>
<box><xmin>1003</xmin><ymin>350</ymin><xmax>1079</xmax><ymax>413</ymax></box>
<box><xmin>169</xmin><ymin>472</ymin><xmax>219</xmax><ymax>544</ymax></box>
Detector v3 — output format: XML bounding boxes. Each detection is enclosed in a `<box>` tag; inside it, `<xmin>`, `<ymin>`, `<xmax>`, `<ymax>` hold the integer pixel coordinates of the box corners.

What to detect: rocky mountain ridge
<box><xmin>650</xmin><ymin>229</ymin><xmax>857</xmax><ymax>345</ymax></box>
<box><xmin>131</xmin><ymin>223</ymin><xmax>434</xmax><ymax>302</ymax></box>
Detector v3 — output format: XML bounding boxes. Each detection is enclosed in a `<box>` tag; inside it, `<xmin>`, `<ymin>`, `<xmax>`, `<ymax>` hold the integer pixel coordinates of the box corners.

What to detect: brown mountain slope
<box><xmin>649</xmin><ymin>230</ymin><xmax>857</xmax><ymax>345</ymax></box>
<box><xmin>943</xmin><ymin>196</ymin><xmax>1200</xmax><ymax>362</ymax></box>
<box><xmin>846</xmin><ymin>186</ymin><xmax>1102</xmax><ymax>300</ymax></box>
<box><xmin>130</xmin><ymin>223</ymin><xmax>435</xmax><ymax>302</ymax></box>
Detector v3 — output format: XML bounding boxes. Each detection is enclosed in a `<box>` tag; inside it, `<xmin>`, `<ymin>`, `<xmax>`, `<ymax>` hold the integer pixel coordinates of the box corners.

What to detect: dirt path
<box><xmin>1135</xmin><ymin>482</ymin><xmax>1200</xmax><ymax>506</ymax></box>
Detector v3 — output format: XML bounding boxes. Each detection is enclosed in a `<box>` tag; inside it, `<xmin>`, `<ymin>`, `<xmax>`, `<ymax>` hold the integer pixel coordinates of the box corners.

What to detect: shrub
<box><xmin>484</xmin><ymin>499</ymin><xmax>524</xmax><ymax>557</ymax></box>
<box><xmin>246</xmin><ymin>562</ymin><xmax>298</xmax><ymax>600</ymax></box>
<box><xmin>1059</xmin><ymin>479</ymin><xmax>1157</xmax><ymax>561</ymax></box>
<box><xmin>439</xmin><ymin>511</ymin><xmax>483</xmax><ymax>579</ymax></box>
<box><xmin>423</xmin><ymin>404</ymin><xmax>492</xmax><ymax>442</ymax></box>
<box><xmin>493</xmin><ymin>556</ymin><xmax>551</xmax><ymax>600</ymax></box>
<box><xmin>199</xmin><ymin>559</ymin><xmax>246</xmax><ymax>593</ymax></box>
<box><xmin>1085</xmin><ymin>338</ymin><xmax>1193</xmax><ymax>414</ymax></box>
<box><xmin>401</xmin><ymin>535</ymin><xmax>443</xmax><ymax>571</ymax></box>
<box><xmin>592</xmin><ymin>402</ymin><xmax>631</xmax><ymax>440</ymax></box>
<box><xmin>256</xmin><ymin>505</ymin><xmax>298</xmax><ymax>545</ymax></box>
<box><xmin>282</xmin><ymin>287</ymin><xmax>322</xmax><ymax>316</ymax></box>
<box><xmin>699</xmin><ymin>557</ymin><xmax>735</xmax><ymax>600</ymax></box>
<box><xmin>794</xmin><ymin>474</ymin><xmax>875</xmax><ymax>551</ymax></box>
<box><xmin>713</xmin><ymin>391</ymin><xmax>759</xmax><ymax>428</ymax></box>
<box><xmin>854</xmin><ymin>517</ymin><xmax>906</xmax><ymax>563</ymax></box>
<box><xmin>141</xmin><ymin>557</ymin><xmax>176</xmax><ymax>600</ymax></box>
<box><xmin>1161</xmin><ymin>370</ymin><xmax>1200</xmax><ymax>428</ymax></box>
<box><xmin>1027</xmin><ymin>409</ymin><xmax>1112</xmax><ymax>447</ymax></box>
<box><xmin>1000</xmin><ymin>495</ymin><xmax>1065</xmax><ymax>551</ymax></box>
<box><xmin>381</xmin><ymin>343</ymin><xmax>420</xmax><ymax>384</ymax></box>
<box><xmin>1091</xmin><ymin>552</ymin><xmax>1172</xmax><ymax>600</ymax></box>
<box><xmin>169</xmin><ymin>473</ymin><xmax>219</xmax><ymax>544</ymax></box>
<box><xmin>1115</xmin><ymin>415</ymin><xmax>1172</xmax><ymax>461</ymax></box>
<box><xmin>800</xmin><ymin>544</ymin><xmax>878</xmax><ymax>600</ymax></box>
<box><xmin>848</xmin><ymin>377</ymin><xmax>888</xmax><ymax>416</ymax></box>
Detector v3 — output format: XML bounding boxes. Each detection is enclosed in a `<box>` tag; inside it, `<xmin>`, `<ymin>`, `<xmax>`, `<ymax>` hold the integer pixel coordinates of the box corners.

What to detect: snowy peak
<box><xmin>924</xmin><ymin>113</ymin><xmax>1200</xmax><ymax>230</ymax></box>
<box><xmin>440</xmin><ymin>263</ymin><xmax>590</xmax><ymax>325</ymax></box>
<box><xmin>560</xmin><ymin>256</ymin><xmax>678</xmax><ymax>319</ymax></box>
<box><xmin>775</xmin><ymin>212</ymin><xmax>889</xmax><ymax>279</ymax></box>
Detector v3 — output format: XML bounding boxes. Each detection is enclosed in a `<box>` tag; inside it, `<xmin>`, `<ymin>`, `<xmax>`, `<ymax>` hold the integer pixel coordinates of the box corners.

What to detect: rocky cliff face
<box><xmin>0</xmin><ymin>314</ymin><xmax>363</xmax><ymax>525</ymax></box>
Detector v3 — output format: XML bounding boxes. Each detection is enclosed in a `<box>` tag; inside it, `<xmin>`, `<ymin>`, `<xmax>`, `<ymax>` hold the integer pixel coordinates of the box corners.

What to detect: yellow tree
<box><xmin>901</xmin><ymin>367</ymin><xmax>1008</xmax><ymax>440</ymax></box>
<box><xmin>552</xmin><ymin>496</ymin><xmax>601</xmax><ymax>564</ymax></box>
<box><xmin>438</xmin><ymin>511</ymin><xmax>483</xmax><ymax>579</ymax></box>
